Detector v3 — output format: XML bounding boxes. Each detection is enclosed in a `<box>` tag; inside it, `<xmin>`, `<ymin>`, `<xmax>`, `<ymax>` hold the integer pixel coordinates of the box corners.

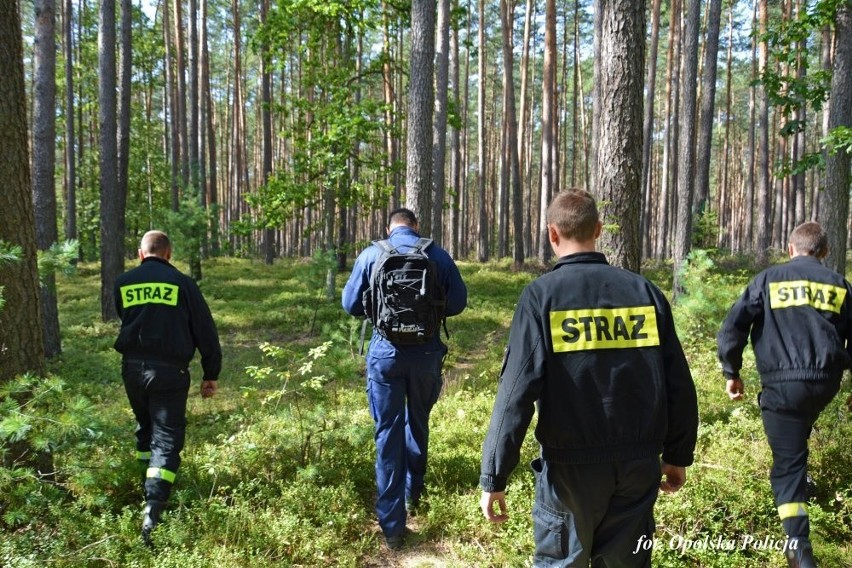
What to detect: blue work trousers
<box><xmin>122</xmin><ymin>359</ymin><xmax>190</xmax><ymax>502</ymax></box>
<box><xmin>366</xmin><ymin>348</ymin><xmax>444</xmax><ymax>538</ymax></box>
<box><xmin>531</xmin><ymin>456</ymin><xmax>660</xmax><ymax>567</ymax></box>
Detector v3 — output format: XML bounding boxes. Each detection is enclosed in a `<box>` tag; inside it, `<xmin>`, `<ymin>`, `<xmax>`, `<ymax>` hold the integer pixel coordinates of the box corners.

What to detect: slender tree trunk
<box><xmin>203</xmin><ymin>0</ymin><xmax>219</xmax><ymax>255</ymax></box>
<box><xmin>99</xmin><ymin>0</ymin><xmax>122</xmax><ymax>321</ymax></box>
<box><xmin>432</xmin><ymin>0</ymin><xmax>450</xmax><ymax>244</ymax></box>
<box><xmin>117</xmin><ymin>0</ymin><xmax>131</xmax><ymax>248</ymax></box>
<box><xmin>164</xmin><ymin>0</ymin><xmax>180</xmax><ymax>211</ymax></box>
<box><xmin>500</xmin><ymin>0</ymin><xmax>524</xmax><ymax>267</ymax></box>
<box><xmin>261</xmin><ymin>0</ymin><xmax>274</xmax><ymax>264</ymax></box>
<box><xmin>755</xmin><ymin>0</ymin><xmax>771</xmax><ymax>265</ymax></box>
<box><xmin>694</xmin><ymin>0</ymin><xmax>722</xmax><ymax>217</ymax></box>
<box><xmin>537</xmin><ymin>0</ymin><xmax>557</xmax><ymax>263</ymax></box>
<box><xmin>32</xmin><ymin>0</ymin><xmax>61</xmax><ymax>357</ymax></box>
<box><xmin>173</xmin><ymin>0</ymin><xmax>189</xmax><ymax>188</ymax></box>
<box><xmin>823</xmin><ymin>0</ymin><xmax>852</xmax><ymax>274</ymax></box>
<box><xmin>63</xmin><ymin>0</ymin><xmax>76</xmax><ymax>249</ymax></box>
<box><xmin>406</xmin><ymin>0</ymin><xmax>436</xmax><ymax>230</ymax></box>
<box><xmin>449</xmin><ymin>0</ymin><xmax>461</xmax><ymax>257</ymax></box>
<box><xmin>477</xmin><ymin>0</ymin><xmax>488</xmax><ymax>262</ymax></box>
<box><xmin>641</xmin><ymin>0</ymin><xmax>662</xmax><ymax>259</ymax></box>
<box><xmin>594</xmin><ymin>0</ymin><xmax>645</xmax><ymax>272</ymax></box>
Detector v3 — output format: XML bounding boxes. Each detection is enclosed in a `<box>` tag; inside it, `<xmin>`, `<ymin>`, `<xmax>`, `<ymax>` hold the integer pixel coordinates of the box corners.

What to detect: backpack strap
<box><xmin>414</xmin><ymin>237</ymin><xmax>433</xmax><ymax>253</ymax></box>
<box><xmin>373</xmin><ymin>239</ymin><xmax>394</xmax><ymax>253</ymax></box>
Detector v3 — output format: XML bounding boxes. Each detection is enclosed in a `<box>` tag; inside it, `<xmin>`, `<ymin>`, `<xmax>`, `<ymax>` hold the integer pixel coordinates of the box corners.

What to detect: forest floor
<box><xmin>2</xmin><ymin>256</ymin><xmax>852</xmax><ymax>567</ymax></box>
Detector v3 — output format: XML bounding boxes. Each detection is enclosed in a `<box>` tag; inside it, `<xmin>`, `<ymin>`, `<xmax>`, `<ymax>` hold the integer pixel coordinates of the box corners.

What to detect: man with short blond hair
<box><xmin>480</xmin><ymin>190</ymin><xmax>698</xmax><ymax>567</ymax></box>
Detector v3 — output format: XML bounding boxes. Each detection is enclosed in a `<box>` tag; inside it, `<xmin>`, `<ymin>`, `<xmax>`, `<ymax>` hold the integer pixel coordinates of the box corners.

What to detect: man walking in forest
<box><xmin>342</xmin><ymin>208</ymin><xmax>467</xmax><ymax>550</ymax></box>
<box><xmin>718</xmin><ymin>222</ymin><xmax>852</xmax><ymax>568</ymax></box>
<box><xmin>479</xmin><ymin>190</ymin><xmax>698</xmax><ymax>567</ymax></box>
<box><xmin>113</xmin><ymin>230</ymin><xmax>222</xmax><ymax>546</ymax></box>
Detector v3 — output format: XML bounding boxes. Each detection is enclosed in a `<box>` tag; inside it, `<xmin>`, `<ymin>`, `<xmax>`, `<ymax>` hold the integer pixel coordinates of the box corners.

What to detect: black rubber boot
<box><xmin>141</xmin><ymin>500</ymin><xmax>166</xmax><ymax>547</ymax></box>
<box><xmin>786</xmin><ymin>537</ymin><xmax>817</xmax><ymax>568</ymax></box>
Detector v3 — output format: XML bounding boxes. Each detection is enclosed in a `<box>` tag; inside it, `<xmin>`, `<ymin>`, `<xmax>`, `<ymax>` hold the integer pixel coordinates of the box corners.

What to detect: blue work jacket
<box><xmin>341</xmin><ymin>226</ymin><xmax>467</xmax><ymax>358</ymax></box>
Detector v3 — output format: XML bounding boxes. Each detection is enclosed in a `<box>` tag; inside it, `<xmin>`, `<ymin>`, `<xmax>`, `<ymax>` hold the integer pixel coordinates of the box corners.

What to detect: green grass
<box><xmin>1</xmin><ymin>255</ymin><xmax>851</xmax><ymax>567</ymax></box>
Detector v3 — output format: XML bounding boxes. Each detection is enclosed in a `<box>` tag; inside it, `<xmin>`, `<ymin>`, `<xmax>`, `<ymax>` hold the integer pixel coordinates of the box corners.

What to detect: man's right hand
<box><xmin>480</xmin><ymin>491</ymin><xmax>509</xmax><ymax>523</ymax></box>
<box><xmin>725</xmin><ymin>377</ymin><xmax>744</xmax><ymax>401</ymax></box>
<box><xmin>201</xmin><ymin>380</ymin><xmax>217</xmax><ymax>399</ymax></box>
<box><xmin>660</xmin><ymin>462</ymin><xmax>686</xmax><ymax>494</ymax></box>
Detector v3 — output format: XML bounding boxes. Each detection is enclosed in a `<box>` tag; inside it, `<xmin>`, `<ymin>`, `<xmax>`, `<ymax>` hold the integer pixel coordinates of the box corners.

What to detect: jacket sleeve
<box><xmin>342</xmin><ymin>249</ymin><xmax>374</xmax><ymax>316</ymax></box>
<box><xmin>717</xmin><ymin>278</ymin><xmax>763</xmax><ymax>378</ymax></box>
<box><xmin>186</xmin><ymin>278</ymin><xmax>222</xmax><ymax>381</ymax></box>
<box><xmin>480</xmin><ymin>288</ymin><xmax>544</xmax><ymax>492</ymax></box>
<box><xmin>844</xmin><ymin>279</ymin><xmax>852</xmax><ymax>366</ymax></box>
<box><xmin>657</xmin><ymin>294</ymin><xmax>698</xmax><ymax>468</ymax></box>
<box><xmin>439</xmin><ymin>252</ymin><xmax>467</xmax><ymax>317</ymax></box>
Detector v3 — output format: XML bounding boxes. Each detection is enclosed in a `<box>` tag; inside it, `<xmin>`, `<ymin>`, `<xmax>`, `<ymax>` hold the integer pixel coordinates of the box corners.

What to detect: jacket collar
<box><xmin>387</xmin><ymin>226</ymin><xmax>421</xmax><ymax>239</ymax></box>
<box><xmin>552</xmin><ymin>251</ymin><xmax>609</xmax><ymax>271</ymax></box>
<box><xmin>141</xmin><ymin>256</ymin><xmax>173</xmax><ymax>268</ymax></box>
<box><xmin>790</xmin><ymin>255</ymin><xmax>821</xmax><ymax>265</ymax></box>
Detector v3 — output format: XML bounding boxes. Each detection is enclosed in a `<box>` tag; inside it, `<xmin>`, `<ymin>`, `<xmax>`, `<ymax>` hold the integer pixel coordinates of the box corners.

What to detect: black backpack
<box><xmin>361</xmin><ymin>237</ymin><xmax>447</xmax><ymax>349</ymax></box>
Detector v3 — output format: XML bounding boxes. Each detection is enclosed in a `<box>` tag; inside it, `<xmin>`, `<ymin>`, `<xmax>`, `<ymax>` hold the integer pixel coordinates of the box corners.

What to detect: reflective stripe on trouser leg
<box><xmin>147</xmin><ymin>467</ymin><xmax>177</xmax><ymax>484</ymax></box>
<box><xmin>778</xmin><ymin>502</ymin><xmax>808</xmax><ymax>520</ymax></box>
<box><xmin>136</xmin><ymin>450</ymin><xmax>152</xmax><ymax>461</ymax></box>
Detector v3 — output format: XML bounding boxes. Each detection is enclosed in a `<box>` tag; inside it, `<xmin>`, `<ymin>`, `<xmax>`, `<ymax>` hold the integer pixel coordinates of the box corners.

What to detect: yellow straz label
<box><xmin>769</xmin><ymin>280</ymin><xmax>846</xmax><ymax>314</ymax></box>
<box><xmin>120</xmin><ymin>283</ymin><xmax>179</xmax><ymax>308</ymax></box>
<box><xmin>550</xmin><ymin>306</ymin><xmax>660</xmax><ymax>352</ymax></box>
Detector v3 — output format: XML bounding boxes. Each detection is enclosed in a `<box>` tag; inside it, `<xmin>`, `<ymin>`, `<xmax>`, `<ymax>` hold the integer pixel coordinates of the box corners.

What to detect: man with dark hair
<box><xmin>342</xmin><ymin>208</ymin><xmax>467</xmax><ymax>550</ymax></box>
<box><xmin>718</xmin><ymin>221</ymin><xmax>852</xmax><ymax>568</ymax></box>
<box><xmin>479</xmin><ymin>190</ymin><xmax>698</xmax><ymax>567</ymax></box>
<box><xmin>114</xmin><ymin>230</ymin><xmax>222</xmax><ymax>545</ymax></box>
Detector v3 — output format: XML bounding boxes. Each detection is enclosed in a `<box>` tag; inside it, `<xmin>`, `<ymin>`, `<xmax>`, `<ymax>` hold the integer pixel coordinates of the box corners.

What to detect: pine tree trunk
<box><xmin>823</xmin><ymin>0</ymin><xmax>852</xmax><ymax>274</ymax></box>
<box><xmin>33</xmin><ymin>0</ymin><xmax>62</xmax><ymax>357</ymax></box>
<box><xmin>672</xmin><ymin>0</ymin><xmax>701</xmax><ymax>297</ymax></box>
<box><xmin>477</xmin><ymin>0</ymin><xmax>488</xmax><ymax>262</ymax></box>
<box><xmin>63</xmin><ymin>0</ymin><xmax>76</xmax><ymax>248</ymax></box>
<box><xmin>537</xmin><ymin>0</ymin><xmax>557</xmax><ymax>263</ymax></box>
<box><xmin>0</xmin><ymin>0</ymin><xmax>46</xmax><ymax>379</ymax></box>
<box><xmin>99</xmin><ymin>0</ymin><xmax>123</xmax><ymax>321</ymax></box>
<box><xmin>594</xmin><ymin>0</ymin><xmax>645</xmax><ymax>272</ymax></box>
<box><xmin>406</xmin><ymin>0</ymin><xmax>436</xmax><ymax>230</ymax></box>
<box><xmin>755</xmin><ymin>0</ymin><xmax>772</xmax><ymax>265</ymax></box>
<box><xmin>694</xmin><ymin>0</ymin><xmax>723</xmax><ymax>217</ymax></box>
<box><xmin>432</xmin><ymin>0</ymin><xmax>450</xmax><ymax>244</ymax></box>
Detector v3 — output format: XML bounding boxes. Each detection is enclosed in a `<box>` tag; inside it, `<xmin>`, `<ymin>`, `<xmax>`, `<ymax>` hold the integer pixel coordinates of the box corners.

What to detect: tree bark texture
<box><xmin>594</xmin><ymin>0</ymin><xmax>645</xmax><ymax>273</ymax></box>
<box><xmin>33</xmin><ymin>0</ymin><xmax>62</xmax><ymax>357</ymax></box>
<box><xmin>823</xmin><ymin>0</ymin><xmax>852</xmax><ymax>274</ymax></box>
<box><xmin>537</xmin><ymin>0</ymin><xmax>557</xmax><ymax>263</ymax></box>
<box><xmin>672</xmin><ymin>0</ymin><xmax>701</xmax><ymax>296</ymax></box>
<box><xmin>99</xmin><ymin>0</ymin><xmax>123</xmax><ymax>321</ymax></box>
<box><xmin>432</xmin><ymin>0</ymin><xmax>450</xmax><ymax>245</ymax></box>
<box><xmin>694</xmin><ymin>0</ymin><xmax>723</xmax><ymax>216</ymax></box>
<box><xmin>0</xmin><ymin>0</ymin><xmax>46</xmax><ymax>379</ymax></box>
<box><xmin>405</xmin><ymin>0</ymin><xmax>436</xmax><ymax>231</ymax></box>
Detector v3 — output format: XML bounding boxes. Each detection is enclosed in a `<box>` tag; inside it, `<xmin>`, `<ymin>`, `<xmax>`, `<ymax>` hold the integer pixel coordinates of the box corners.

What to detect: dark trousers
<box><xmin>122</xmin><ymin>359</ymin><xmax>190</xmax><ymax>503</ymax></box>
<box><xmin>365</xmin><ymin>348</ymin><xmax>444</xmax><ymax>538</ymax></box>
<box><xmin>531</xmin><ymin>456</ymin><xmax>660</xmax><ymax>568</ymax></box>
<box><xmin>759</xmin><ymin>380</ymin><xmax>839</xmax><ymax>540</ymax></box>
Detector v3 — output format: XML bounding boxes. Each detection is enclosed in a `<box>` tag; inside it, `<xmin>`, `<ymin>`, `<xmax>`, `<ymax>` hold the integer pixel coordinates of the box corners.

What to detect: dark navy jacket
<box><xmin>717</xmin><ymin>255</ymin><xmax>852</xmax><ymax>385</ymax></box>
<box><xmin>114</xmin><ymin>256</ymin><xmax>222</xmax><ymax>380</ymax></box>
<box><xmin>341</xmin><ymin>226</ymin><xmax>467</xmax><ymax>358</ymax></box>
<box><xmin>480</xmin><ymin>252</ymin><xmax>698</xmax><ymax>493</ymax></box>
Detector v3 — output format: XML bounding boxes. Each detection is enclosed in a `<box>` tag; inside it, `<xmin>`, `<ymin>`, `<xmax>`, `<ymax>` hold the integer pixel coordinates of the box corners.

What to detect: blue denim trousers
<box><xmin>365</xmin><ymin>348</ymin><xmax>444</xmax><ymax>538</ymax></box>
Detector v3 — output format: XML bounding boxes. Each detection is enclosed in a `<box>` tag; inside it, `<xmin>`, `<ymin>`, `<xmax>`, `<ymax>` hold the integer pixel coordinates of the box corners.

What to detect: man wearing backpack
<box><xmin>342</xmin><ymin>208</ymin><xmax>467</xmax><ymax>550</ymax></box>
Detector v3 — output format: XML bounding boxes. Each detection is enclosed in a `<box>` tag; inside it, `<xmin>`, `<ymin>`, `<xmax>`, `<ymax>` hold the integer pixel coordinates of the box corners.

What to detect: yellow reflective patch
<box><xmin>146</xmin><ymin>467</ymin><xmax>177</xmax><ymax>483</ymax></box>
<box><xmin>778</xmin><ymin>502</ymin><xmax>808</xmax><ymax>520</ymax></box>
<box><xmin>550</xmin><ymin>306</ymin><xmax>660</xmax><ymax>353</ymax></box>
<box><xmin>120</xmin><ymin>283</ymin><xmax>179</xmax><ymax>308</ymax></box>
<box><xmin>769</xmin><ymin>280</ymin><xmax>846</xmax><ymax>314</ymax></box>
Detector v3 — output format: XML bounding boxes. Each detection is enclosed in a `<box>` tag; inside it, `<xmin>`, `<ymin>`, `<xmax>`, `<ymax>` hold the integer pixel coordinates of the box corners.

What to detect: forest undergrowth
<box><xmin>1</xmin><ymin>253</ymin><xmax>851</xmax><ymax>567</ymax></box>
